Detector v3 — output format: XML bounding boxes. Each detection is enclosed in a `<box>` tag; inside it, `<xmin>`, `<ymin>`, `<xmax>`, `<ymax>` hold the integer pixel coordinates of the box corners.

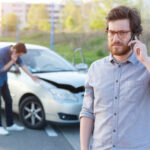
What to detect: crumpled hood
<box><xmin>36</xmin><ymin>71</ymin><xmax>86</xmax><ymax>88</ymax></box>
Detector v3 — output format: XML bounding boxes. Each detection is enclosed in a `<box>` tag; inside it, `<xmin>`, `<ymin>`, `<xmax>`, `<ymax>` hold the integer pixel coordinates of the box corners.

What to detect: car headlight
<box><xmin>50</xmin><ymin>88</ymin><xmax>78</xmax><ymax>102</ymax></box>
<box><xmin>39</xmin><ymin>80</ymin><xmax>78</xmax><ymax>102</ymax></box>
<box><xmin>39</xmin><ymin>79</ymin><xmax>55</xmax><ymax>89</ymax></box>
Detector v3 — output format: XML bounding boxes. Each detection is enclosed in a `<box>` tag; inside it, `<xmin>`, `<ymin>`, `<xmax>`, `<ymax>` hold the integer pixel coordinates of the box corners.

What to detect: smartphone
<box><xmin>129</xmin><ymin>34</ymin><xmax>136</xmax><ymax>51</ymax></box>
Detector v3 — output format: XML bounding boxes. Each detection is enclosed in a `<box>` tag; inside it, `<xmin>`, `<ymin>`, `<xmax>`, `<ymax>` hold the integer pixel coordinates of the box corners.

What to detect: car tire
<box><xmin>19</xmin><ymin>96</ymin><xmax>46</xmax><ymax>129</ymax></box>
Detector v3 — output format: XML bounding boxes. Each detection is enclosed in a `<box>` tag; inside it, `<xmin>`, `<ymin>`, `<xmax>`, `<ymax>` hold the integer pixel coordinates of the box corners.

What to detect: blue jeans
<box><xmin>0</xmin><ymin>82</ymin><xmax>13</xmax><ymax>127</ymax></box>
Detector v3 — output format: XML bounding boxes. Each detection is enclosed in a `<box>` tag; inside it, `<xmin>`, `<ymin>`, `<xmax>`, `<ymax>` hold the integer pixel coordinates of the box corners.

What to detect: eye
<box><xmin>119</xmin><ymin>31</ymin><xmax>126</xmax><ymax>35</ymax></box>
<box><xmin>109</xmin><ymin>31</ymin><xmax>115</xmax><ymax>35</ymax></box>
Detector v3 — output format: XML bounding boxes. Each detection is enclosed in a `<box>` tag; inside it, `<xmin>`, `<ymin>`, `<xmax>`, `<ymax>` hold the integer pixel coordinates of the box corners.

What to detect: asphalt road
<box><xmin>0</xmin><ymin>113</ymin><xmax>80</xmax><ymax>150</ymax></box>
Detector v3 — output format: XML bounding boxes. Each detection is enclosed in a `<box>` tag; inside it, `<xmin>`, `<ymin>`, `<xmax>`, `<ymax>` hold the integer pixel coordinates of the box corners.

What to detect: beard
<box><xmin>108</xmin><ymin>41</ymin><xmax>131</xmax><ymax>56</ymax></box>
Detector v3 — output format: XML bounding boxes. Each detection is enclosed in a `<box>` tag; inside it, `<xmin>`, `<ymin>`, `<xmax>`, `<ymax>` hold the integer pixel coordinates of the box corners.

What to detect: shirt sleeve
<box><xmin>16</xmin><ymin>57</ymin><xmax>24</xmax><ymax>67</ymax></box>
<box><xmin>0</xmin><ymin>55</ymin><xmax>5</xmax><ymax>73</ymax></box>
<box><xmin>80</xmin><ymin>65</ymin><xmax>95</xmax><ymax>120</ymax></box>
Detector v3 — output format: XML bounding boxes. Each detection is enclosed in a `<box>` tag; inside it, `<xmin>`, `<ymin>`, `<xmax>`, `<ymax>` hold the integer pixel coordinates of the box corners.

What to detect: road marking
<box><xmin>58</xmin><ymin>126</ymin><xmax>80</xmax><ymax>150</ymax></box>
<box><xmin>45</xmin><ymin>125</ymin><xmax>58</xmax><ymax>137</ymax></box>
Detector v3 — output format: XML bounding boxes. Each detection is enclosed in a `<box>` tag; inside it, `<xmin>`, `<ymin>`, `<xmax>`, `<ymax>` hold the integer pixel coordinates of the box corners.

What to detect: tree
<box><xmin>65</xmin><ymin>16</ymin><xmax>75</xmax><ymax>30</ymax></box>
<box><xmin>27</xmin><ymin>4</ymin><xmax>49</xmax><ymax>29</ymax></box>
<box><xmin>38</xmin><ymin>19</ymin><xmax>51</xmax><ymax>31</ymax></box>
<box><xmin>1</xmin><ymin>13</ymin><xmax>18</xmax><ymax>31</ymax></box>
<box><xmin>87</xmin><ymin>0</ymin><xmax>131</xmax><ymax>31</ymax></box>
<box><xmin>60</xmin><ymin>0</ymin><xmax>83</xmax><ymax>31</ymax></box>
<box><xmin>132</xmin><ymin>0</ymin><xmax>149</xmax><ymax>26</ymax></box>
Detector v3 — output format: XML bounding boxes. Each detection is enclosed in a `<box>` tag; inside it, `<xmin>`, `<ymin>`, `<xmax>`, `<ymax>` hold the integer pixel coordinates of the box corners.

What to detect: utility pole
<box><xmin>0</xmin><ymin>20</ymin><xmax>2</xmax><ymax>36</ymax></box>
<box><xmin>5</xmin><ymin>16</ymin><xmax>8</xmax><ymax>37</ymax></box>
<box><xmin>50</xmin><ymin>1</ymin><xmax>55</xmax><ymax>50</ymax></box>
<box><xmin>16</xmin><ymin>15</ymin><xmax>20</xmax><ymax>42</ymax></box>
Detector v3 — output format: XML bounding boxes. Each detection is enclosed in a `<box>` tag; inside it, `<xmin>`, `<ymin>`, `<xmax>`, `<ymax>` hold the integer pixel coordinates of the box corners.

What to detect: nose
<box><xmin>112</xmin><ymin>33</ymin><xmax>120</xmax><ymax>42</ymax></box>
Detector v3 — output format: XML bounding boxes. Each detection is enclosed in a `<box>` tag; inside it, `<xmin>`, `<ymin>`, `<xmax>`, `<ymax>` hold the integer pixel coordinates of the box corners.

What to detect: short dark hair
<box><xmin>13</xmin><ymin>42</ymin><xmax>27</xmax><ymax>53</ymax></box>
<box><xmin>106</xmin><ymin>5</ymin><xmax>142</xmax><ymax>36</ymax></box>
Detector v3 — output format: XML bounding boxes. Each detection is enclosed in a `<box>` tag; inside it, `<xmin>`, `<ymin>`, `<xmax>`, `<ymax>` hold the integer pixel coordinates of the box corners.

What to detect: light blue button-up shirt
<box><xmin>80</xmin><ymin>52</ymin><xmax>150</xmax><ymax>150</ymax></box>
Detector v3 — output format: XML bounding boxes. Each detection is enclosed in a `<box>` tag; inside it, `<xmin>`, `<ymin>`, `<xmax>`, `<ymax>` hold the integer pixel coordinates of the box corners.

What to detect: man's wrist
<box><xmin>81</xmin><ymin>147</ymin><xmax>89</xmax><ymax>150</ymax></box>
<box><xmin>10</xmin><ymin>60</ymin><xmax>15</xmax><ymax>64</ymax></box>
<box><xmin>142</xmin><ymin>56</ymin><xmax>150</xmax><ymax>73</ymax></box>
<box><xmin>143</xmin><ymin>56</ymin><xmax>150</xmax><ymax>66</ymax></box>
<box><xmin>81</xmin><ymin>145</ymin><xmax>89</xmax><ymax>150</ymax></box>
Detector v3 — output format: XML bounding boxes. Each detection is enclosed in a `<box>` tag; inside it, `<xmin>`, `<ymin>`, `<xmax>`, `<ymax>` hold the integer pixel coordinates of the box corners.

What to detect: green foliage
<box><xmin>88</xmin><ymin>0</ymin><xmax>131</xmax><ymax>31</ymax></box>
<box><xmin>89</xmin><ymin>9</ymin><xmax>107</xmax><ymax>30</ymax></box>
<box><xmin>2</xmin><ymin>13</ymin><xmax>18</xmax><ymax>31</ymax></box>
<box><xmin>96</xmin><ymin>48</ymin><xmax>107</xmax><ymax>57</ymax></box>
<box><xmin>27</xmin><ymin>4</ymin><xmax>49</xmax><ymax>29</ymax></box>
<box><xmin>38</xmin><ymin>19</ymin><xmax>51</xmax><ymax>31</ymax></box>
<box><xmin>23</xmin><ymin>25</ymin><xmax>31</xmax><ymax>31</ymax></box>
<box><xmin>60</xmin><ymin>0</ymin><xmax>83</xmax><ymax>31</ymax></box>
<box><xmin>59</xmin><ymin>0</ymin><xmax>132</xmax><ymax>32</ymax></box>
<box><xmin>65</xmin><ymin>16</ymin><xmax>75</xmax><ymax>30</ymax></box>
<box><xmin>132</xmin><ymin>0</ymin><xmax>149</xmax><ymax>25</ymax></box>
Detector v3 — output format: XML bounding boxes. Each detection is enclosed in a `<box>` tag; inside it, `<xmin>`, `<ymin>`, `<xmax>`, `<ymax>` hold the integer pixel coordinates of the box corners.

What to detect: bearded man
<box><xmin>80</xmin><ymin>5</ymin><xmax>150</xmax><ymax>150</ymax></box>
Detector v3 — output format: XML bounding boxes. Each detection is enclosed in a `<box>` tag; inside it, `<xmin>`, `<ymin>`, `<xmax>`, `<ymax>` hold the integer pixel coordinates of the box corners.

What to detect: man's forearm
<box><xmin>3</xmin><ymin>60</ymin><xmax>14</xmax><ymax>72</ymax></box>
<box><xmin>80</xmin><ymin>117</ymin><xmax>94</xmax><ymax>150</ymax></box>
<box><xmin>21</xmin><ymin>65</ymin><xmax>39</xmax><ymax>82</ymax></box>
<box><xmin>21</xmin><ymin>65</ymin><xmax>32</xmax><ymax>77</ymax></box>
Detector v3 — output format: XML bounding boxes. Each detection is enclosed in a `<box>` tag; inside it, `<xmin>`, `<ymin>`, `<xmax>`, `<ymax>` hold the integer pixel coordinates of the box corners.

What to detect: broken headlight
<box><xmin>50</xmin><ymin>88</ymin><xmax>78</xmax><ymax>102</ymax></box>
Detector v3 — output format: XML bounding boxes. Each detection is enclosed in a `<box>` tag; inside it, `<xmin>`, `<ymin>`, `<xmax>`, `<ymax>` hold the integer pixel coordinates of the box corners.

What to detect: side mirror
<box><xmin>9</xmin><ymin>65</ymin><xmax>20</xmax><ymax>74</ymax></box>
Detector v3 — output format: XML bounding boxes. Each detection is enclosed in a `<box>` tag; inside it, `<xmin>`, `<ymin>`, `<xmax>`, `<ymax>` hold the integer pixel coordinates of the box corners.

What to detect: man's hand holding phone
<box><xmin>11</xmin><ymin>52</ymin><xmax>18</xmax><ymax>63</ymax></box>
<box><xmin>4</xmin><ymin>51</ymin><xmax>18</xmax><ymax>72</ymax></box>
<box><xmin>128</xmin><ymin>36</ymin><xmax>149</xmax><ymax>64</ymax></box>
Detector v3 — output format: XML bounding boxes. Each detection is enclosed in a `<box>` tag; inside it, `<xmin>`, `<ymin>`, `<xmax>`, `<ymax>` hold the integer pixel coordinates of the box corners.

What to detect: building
<box><xmin>0</xmin><ymin>2</ymin><xmax>64</xmax><ymax>29</ymax></box>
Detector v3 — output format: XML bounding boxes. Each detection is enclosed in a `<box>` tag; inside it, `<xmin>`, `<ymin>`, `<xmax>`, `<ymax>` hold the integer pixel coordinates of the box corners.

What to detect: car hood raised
<box><xmin>36</xmin><ymin>71</ymin><xmax>86</xmax><ymax>88</ymax></box>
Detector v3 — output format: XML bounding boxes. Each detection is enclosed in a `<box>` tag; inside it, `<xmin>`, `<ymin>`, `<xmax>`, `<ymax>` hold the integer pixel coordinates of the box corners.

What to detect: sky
<box><xmin>0</xmin><ymin>0</ymin><xmax>91</xmax><ymax>4</ymax></box>
<box><xmin>1</xmin><ymin>0</ymin><xmax>150</xmax><ymax>7</ymax></box>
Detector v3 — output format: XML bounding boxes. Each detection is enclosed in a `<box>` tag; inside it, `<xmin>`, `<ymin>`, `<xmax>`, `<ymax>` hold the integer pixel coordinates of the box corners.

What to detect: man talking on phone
<box><xmin>0</xmin><ymin>42</ymin><xmax>38</xmax><ymax>135</ymax></box>
<box><xmin>80</xmin><ymin>5</ymin><xmax>150</xmax><ymax>150</ymax></box>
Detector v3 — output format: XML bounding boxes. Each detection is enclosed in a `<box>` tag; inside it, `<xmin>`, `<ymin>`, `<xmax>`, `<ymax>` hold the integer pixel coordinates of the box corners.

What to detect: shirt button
<box><xmin>113</xmin><ymin>145</ymin><xmax>116</xmax><ymax>147</ymax></box>
<box><xmin>114</xmin><ymin>113</ymin><xmax>117</xmax><ymax>116</ymax></box>
<box><xmin>113</xmin><ymin>129</ymin><xmax>116</xmax><ymax>132</ymax></box>
<box><xmin>116</xmin><ymin>80</ymin><xmax>118</xmax><ymax>83</ymax></box>
<box><xmin>115</xmin><ymin>97</ymin><xmax>117</xmax><ymax>99</ymax></box>
<box><xmin>118</xmin><ymin>65</ymin><xmax>121</xmax><ymax>67</ymax></box>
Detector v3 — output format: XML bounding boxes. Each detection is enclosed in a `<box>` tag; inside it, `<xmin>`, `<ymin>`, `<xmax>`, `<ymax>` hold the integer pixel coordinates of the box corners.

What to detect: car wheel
<box><xmin>19</xmin><ymin>96</ymin><xmax>46</xmax><ymax>129</ymax></box>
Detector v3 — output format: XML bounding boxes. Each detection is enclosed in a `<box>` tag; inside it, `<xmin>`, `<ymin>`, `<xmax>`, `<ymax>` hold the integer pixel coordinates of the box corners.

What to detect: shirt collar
<box><xmin>127</xmin><ymin>52</ymin><xmax>138</xmax><ymax>64</ymax></box>
<box><xmin>108</xmin><ymin>54</ymin><xmax>114</xmax><ymax>64</ymax></box>
<box><xmin>108</xmin><ymin>52</ymin><xmax>138</xmax><ymax>65</ymax></box>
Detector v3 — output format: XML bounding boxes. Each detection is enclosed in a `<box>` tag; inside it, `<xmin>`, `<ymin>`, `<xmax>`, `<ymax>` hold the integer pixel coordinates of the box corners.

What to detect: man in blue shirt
<box><xmin>0</xmin><ymin>42</ymin><xmax>38</xmax><ymax>135</ymax></box>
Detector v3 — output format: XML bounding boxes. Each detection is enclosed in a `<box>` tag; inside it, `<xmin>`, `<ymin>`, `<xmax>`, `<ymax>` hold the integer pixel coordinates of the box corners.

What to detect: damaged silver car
<box><xmin>0</xmin><ymin>42</ymin><xmax>86</xmax><ymax>129</ymax></box>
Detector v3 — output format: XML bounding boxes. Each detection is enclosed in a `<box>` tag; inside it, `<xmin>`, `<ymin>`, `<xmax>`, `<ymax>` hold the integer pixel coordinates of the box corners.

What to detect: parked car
<box><xmin>0</xmin><ymin>42</ymin><xmax>86</xmax><ymax>129</ymax></box>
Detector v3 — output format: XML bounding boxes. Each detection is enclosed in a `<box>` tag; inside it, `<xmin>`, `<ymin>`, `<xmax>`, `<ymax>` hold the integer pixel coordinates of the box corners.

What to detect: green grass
<box><xmin>0</xmin><ymin>31</ymin><xmax>108</xmax><ymax>66</ymax></box>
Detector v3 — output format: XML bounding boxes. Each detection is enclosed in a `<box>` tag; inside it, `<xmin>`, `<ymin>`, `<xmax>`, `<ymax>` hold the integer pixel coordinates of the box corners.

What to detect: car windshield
<box><xmin>21</xmin><ymin>49</ymin><xmax>76</xmax><ymax>73</ymax></box>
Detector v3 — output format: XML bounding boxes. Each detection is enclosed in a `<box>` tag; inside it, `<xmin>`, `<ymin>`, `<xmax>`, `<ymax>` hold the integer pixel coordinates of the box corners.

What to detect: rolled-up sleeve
<box><xmin>80</xmin><ymin>65</ymin><xmax>95</xmax><ymax>120</ymax></box>
<box><xmin>17</xmin><ymin>57</ymin><xmax>24</xmax><ymax>67</ymax></box>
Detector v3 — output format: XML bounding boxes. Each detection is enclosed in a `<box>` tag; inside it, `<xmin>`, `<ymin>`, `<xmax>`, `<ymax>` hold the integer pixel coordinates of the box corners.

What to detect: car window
<box><xmin>21</xmin><ymin>49</ymin><xmax>76</xmax><ymax>73</ymax></box>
